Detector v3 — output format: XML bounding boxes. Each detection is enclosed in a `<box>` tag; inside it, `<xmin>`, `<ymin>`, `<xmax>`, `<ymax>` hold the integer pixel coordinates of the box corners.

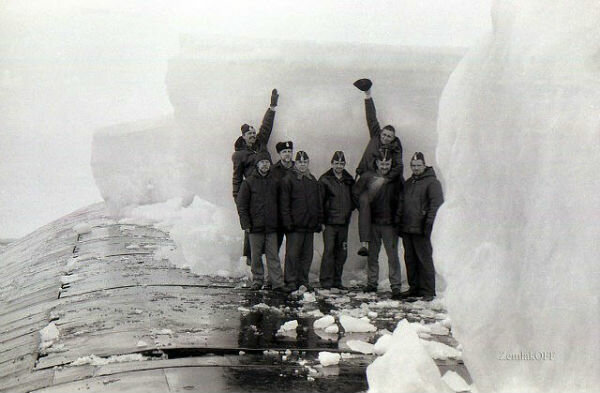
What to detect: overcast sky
<box><xmin>0</xmin><ymin>1</ymin><xmax>492</xmax><ymax>239</ymax></box>
<box><xmin>3</xmin><ymin>0</ymin><xmax>492</xmax><ymax>47</ymax></box>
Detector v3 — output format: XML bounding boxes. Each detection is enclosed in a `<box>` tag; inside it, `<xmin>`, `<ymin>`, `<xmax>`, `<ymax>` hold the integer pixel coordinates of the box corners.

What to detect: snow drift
<box><xmin>435</xmin><ymin>1</ymin><xmax>600</xmax><ymax>392</ymax></box>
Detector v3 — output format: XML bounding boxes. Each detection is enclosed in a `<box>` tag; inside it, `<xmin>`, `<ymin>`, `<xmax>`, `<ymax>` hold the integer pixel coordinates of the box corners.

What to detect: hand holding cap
<box><xmin>353</xmin><ymin>78</ymin><xmax>372</xmax><ymax>92</ymax></box>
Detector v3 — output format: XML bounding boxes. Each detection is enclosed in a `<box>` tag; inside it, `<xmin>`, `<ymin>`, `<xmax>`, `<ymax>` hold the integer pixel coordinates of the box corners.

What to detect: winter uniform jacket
<box><xmin>396</xmin><ymin>167</ymin><xmax>444</xmax><ymax>235</ymax></box>
<box><xmin>319</xmin><ymin>169</ymin><xmax>356</xmax><ymax>226</ymax></box>
<box><xmin>369</xmin><ymin>175</ymin><xmax>402</xmax><ymax>226</ymax></box>
<box><xmin>271</xmin><ymin>160</ymin><xmax>294</xmax><ymax>182</ymax></box>
<box><xmin>356</xmin><ymin>98</ymin><xmax>404</xmax><ymax>182</ymax></box>
<box><xmin>236</xmin><ymin>170</ymin><xmax>279</xmax><ymax>233</ymax></box>
<box><xmin>231</xmin><ymin>108</ymin><xmax>276</xmax><ymax>200</ymax></box>
<box><xmin>279</xmin><ymin>169</ymin><xmax>323</xmax><ymax>233</ymax></box>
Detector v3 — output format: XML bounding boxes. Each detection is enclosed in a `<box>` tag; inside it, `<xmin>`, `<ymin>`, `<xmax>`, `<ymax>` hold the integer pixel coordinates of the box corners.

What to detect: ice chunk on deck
<box><xmin>318</xmin><ymin>352</ymin><xmax>341</xmax><ymax>367</ymax></box>
<box><xmin>313</xmin><ymin>315</ymin><xmax>335</xmax><ymax>330</ymax></box>
<box><xmin>340</xmin><ymin>315</ymin><xmax>376</xmax><ymax>333</ymax></box>
<box><xmin>347</xmin><ymin>340</ymin><xmax>374</xmax><ymax>355</ymax></box>
<box><xmin>366</xmin><ymin>320</ymin><xmax>451</xmax><ymax>393</ymax></box>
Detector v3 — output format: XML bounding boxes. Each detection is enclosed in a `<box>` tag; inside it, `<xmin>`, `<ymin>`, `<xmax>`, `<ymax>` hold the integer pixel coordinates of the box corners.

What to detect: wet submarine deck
<box><xmin>0</xmin><ymin>203</ymin><xmax>469</xmax><ymax>392</ymax></box>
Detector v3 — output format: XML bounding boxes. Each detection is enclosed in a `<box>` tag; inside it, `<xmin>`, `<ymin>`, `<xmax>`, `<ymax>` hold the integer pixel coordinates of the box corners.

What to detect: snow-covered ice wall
<box><xmin>92</xmin><ymin>38</ymin><xmax>461</xmax><ymax>211</ymax></box>
<box><xmin>92</xmin><ymin>38</ymin><xmax>461</xmax><ymax>278</ymax></box>
<box><xmin>436</xmin><ymin>1</ymin><xmax>600</xmax><ymax>391</ymax></box>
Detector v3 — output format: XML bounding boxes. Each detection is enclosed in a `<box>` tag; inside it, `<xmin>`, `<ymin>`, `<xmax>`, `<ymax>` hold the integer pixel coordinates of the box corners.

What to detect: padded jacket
<box><xmin>319</xmin><ymin>168</ymin><xmax>356</xmax><ymax>225</ymax></box>
<box><xmin>231</xmin><ymin>108</ymin><xmax>275</xmax><ymax>200</ymax></box>
<box><xmin>236</xmin><ymin>170</ymin><xmax>279</xmax><ymax>233</ymax></box>
<box><xmin>396</xmin><ymin>167</ymin><xmax>444</xmax><ymax>235</ymax></box>
<box><xmin>279</xmin><ymin>169</ymin><xmax>323</xmax><ymax>233</ymax></box>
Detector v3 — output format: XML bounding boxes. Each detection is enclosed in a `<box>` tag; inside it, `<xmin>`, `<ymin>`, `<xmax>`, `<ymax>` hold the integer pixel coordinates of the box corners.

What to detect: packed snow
<box><xmin>70</xmin><ymin>353</ymin><xmax>148</xmax><ymax>367</ymax></box>
<box><xmin>72</xmin><ymin>223</ymin><xmax>91</xmax><ymax>235</ymax></box>
<box><xmin>422</xmin><ymin>340</ymin><xmax>462</xmax><ymax>361</ymax></box>
<box><xmin>373</xmin><ymin>334</ymin><xmax>393</xmax><ymax>356</ymax></box>
<box><xmin>39</xmin><ymin>322</ymin><xmax>60</xmax><ymax>350</ymax></box>
<box><xmin>442</xmin><ymin>371</ymin><xmax>472</xmax><ymax>393</ymax></box>
<box><xmin>436</xmin><ymin>1</ymin><xmax>600</xmax><ymax>391</ymax></box>
<box><xmin>366</xmin><ymin>320</ymin><xmax>451</xmax><ymax>393</ymax></box>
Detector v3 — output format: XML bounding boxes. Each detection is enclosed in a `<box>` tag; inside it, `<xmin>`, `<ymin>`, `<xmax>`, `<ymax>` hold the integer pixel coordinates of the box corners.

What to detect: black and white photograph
<box><xmin>1</xmin><ymin>1</ymin><xmax>598</xmax><ymax>392</ymax></box>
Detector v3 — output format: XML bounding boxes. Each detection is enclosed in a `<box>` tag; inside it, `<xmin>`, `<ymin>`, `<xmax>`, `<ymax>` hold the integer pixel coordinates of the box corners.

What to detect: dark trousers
<box><xmin>402</xmin><ymin>234</ymin><xmax>436</xmax><ymax>296</ymax></box>
<box><xmin>284</xmin><ymin>232</ymin><xmax>314</xmax><ymax>288</ymax></box>
<box><xmin>242</xmin><ymin>231</ymin><xmax>266</xmax><ymax>259</ymax></box>
<box><xmin>248</xmin><ymin>232</ymin><xmax>284</xmax><ymax>288</ymax></box>
<box><xmin>367</xmin><ymin>224</ymin><xmax>402</xmax><ymax>291</ymax></box>
<box><xmin>357</xmin><ymin>177</ymin><xmax>386</xmax><ymax>242</ymax></box>
<box><xmin>320</xmin><ymin>224</ymin><xmax>349</xmax><ymax>287</ymax></box>
<box><xmin>358</xmin><ymin>192</ymin><xmax>371</xmax><ymax>242</ymax></box>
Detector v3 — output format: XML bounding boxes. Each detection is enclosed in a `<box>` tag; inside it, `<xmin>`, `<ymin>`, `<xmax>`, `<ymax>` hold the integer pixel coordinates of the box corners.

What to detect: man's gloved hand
<box><xmin>353</xmin><ymin>78</ymin><xmax>372</xmax><ymax>92</ymax></box>
<box><xmin>271</xmin><ymin>89</ymin><xmax>279</xmax><ymax>107</ymax></box>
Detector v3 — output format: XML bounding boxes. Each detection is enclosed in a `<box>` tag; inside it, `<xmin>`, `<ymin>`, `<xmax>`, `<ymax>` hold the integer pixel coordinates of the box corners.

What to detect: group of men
<box><xmin>232</xmin><ymin>79</ymin><xmax>444</xmax><ymax>301</ymax></box>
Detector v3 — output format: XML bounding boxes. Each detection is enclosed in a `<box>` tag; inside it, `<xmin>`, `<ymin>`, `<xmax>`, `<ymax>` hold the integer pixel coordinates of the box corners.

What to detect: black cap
<box><xmin>331</xmin><ymin>151</ymin><xmax>346</xmax><ymax>163</ymax></box>
<box><xmin>295</xmin><ymin>151</ymin><xmax>309</xmax><ymax>161</ymax></box>
<box><xmin>353</xmin><ymin>78</ymin><xmax>372</xmax><ymax>92</ymax></box>
<box><xmin>241</xmin><ymin>124</ymin><xmax>252</xmax><ymax>134</ymax></box>
<box><xmin>411</xmin><ymin>152</ymin><xmax>426</xmax><ymax>164</ymax></box>
<box><xmin>276</xmin><ymin>141</ymin><xmax>293</xmax><ymax>153</ymax></box>
<box><xmin>255</xmin><ymin>150</ymin><xmax>272</xmax><ymax>165</ymax></box>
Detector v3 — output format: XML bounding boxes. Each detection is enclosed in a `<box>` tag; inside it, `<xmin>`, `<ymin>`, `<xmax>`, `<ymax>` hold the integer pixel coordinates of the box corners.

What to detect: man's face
<box><xmin>379</xmin><ymin>129</ymin><xmax>395</xmax><ymax>145</ymax></box>
<box><xmin>296</xmin><ymin>159</ymin><xmax>309</xmax><ymax>173</ymax></box>
<box><xmin>242</xmin><ymin>127</ymin><xmax>257</xmax><ymax>146</ymax></box>
<box><xmin>279</xmin><ymin>148</ymin><xmax>293</xmax><ymax>163</ymax></box>
<box><xmin>376</xmin><ymin>159</ymin><xmax>392</xmax><ymax>175</ymax></box>
<box><xmin>331</xmin><ymin>160</ymin><xmax>345</xmax><ymax>176</ymax></box>
<box><xmin>410</xmin><ymin>159</ymin><xmax>426</xmax><ymax>176</ymax></box>
<box><xmin>256</xmin><ymin>160</ymin><xmax>271</xmax><ymax>175</ymax></box>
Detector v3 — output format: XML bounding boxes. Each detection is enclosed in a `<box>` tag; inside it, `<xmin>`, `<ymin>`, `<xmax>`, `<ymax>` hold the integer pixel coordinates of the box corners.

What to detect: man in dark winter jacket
<box><xmin>232</xmin><ymin>89</ymin><xmax>279</xmax><ymax>263</ymax></box>
<box><xmin>279</xmin><ymin>151</ymin><xmax>323</xmax><ymax>292</ymax></box>
<box><xmin>271</xmin><ymin>141</ymin><xmax>294</xmax><ymax>181</ymax></box>
<box><xmin>318</xmin><ymin>151</ymin><xmax>356</xmax><ymax>290</ymax></box>
<box><xmin>236</xmin><ymin>151</ymin><xmax>287</xmax><ymax>293</ymax></box>
<box><xmin>395</xmin><ymin>152</ymin><xmax>444</xmax><ymax>302</ymax></box>
<box><xmin>271</xmin><ymin>140</ymin><xmax>295</xmax><ymax>252</ymax></box>
<box><xmin>353</xmin><ymin>79</ymin><xmax>404</xmax><ymax>257</ymax></box>
<box><xmin>358</xmin><ymin>149</ymin><xmax>403</xmax><ymax>297</ymax></box>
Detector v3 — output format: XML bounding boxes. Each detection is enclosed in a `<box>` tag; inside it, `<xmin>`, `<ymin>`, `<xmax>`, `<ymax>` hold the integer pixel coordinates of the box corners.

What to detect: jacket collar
<box><xmin>410</xmin><ymin>166</ymin><xmax>436</xmax><ymax>181</ymax></box>
<box><xmin>322</xmin><ymin>168</ymin><xmax>354</xmax><ymax>184</ymax></box>
<box><xmin>234</xmin><ymin>136</ymin><xmax>258</xmax><ymax>152</ymax></box>
<box><xmin>293</xmin><ymin>167</ymin><xmax>315</xmax><ymax>180</ymax></box>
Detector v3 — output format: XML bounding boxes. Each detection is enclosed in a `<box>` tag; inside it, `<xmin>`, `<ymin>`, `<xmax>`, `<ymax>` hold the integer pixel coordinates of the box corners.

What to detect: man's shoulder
<box><xmin>319</xmin><ymin>169</ymin><xmax>335</xmax><ymax>182</ymax></box>
<box><xmin>232</xmin><ymin>149</ymin><xmax>250</xmax><ymax>161</ymax></box>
